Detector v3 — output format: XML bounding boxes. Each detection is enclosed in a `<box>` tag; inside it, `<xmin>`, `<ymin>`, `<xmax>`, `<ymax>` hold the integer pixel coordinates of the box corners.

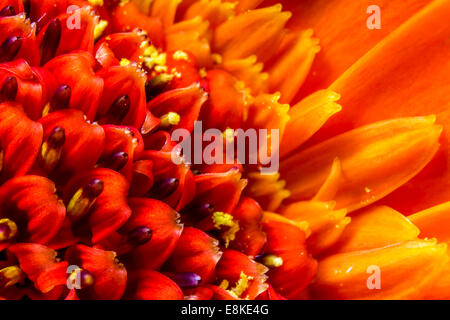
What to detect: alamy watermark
<box><xmin>170</xmin><ymin>121</ymin><xmax>279</xmax><ymax>175</ymax></box>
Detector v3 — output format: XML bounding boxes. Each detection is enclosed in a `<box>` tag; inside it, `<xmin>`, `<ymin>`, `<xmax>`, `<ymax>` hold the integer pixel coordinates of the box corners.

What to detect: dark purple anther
<box><xmin>83</xmin><ymin>179</ymin><xmax>104</xmax><ymax>199</ymax></box>
<box><xmin>50</xmin><ymin>85</ymin><xmax>71</xmax><ymax>111</ymax></box>
<box><xmin>150</xmin><ymin>178</ymin><xmax>179</xmax><ymax>199</ymax></box>
<box><xmin>79</xmin><ymin>270</ymin><xmax>95</xmax><ymax>288</ymax></box>
<box><xmin>0</xmin><ymin>36</ymin><xmax>22</xmax><ymax>63</ymax></box>
<box><xmin>171</xmin><ymin>272</ymin><xmax>202</xmax><ymax>289</ymax></box>
<box><xmin>47</xmin><ymin>127</ymin><xmax>66</xmax><ymax>149</ymax></box>
<box><xmin>103</xmin><ymin>151</ymin><xmax>129</xmax><ymax>172</ymax></box>
<box><xmin>0</xmin><ymin>76</ymin><xmax>18</xmax><ymax>102</ymax></box>
<box><xmin>128</xmin><ymin>226</ymin><xmax>153</xmax><ymax>246</ymax></box>
<box><xmin>40</xmin><ymin>18</ymin><xmax>61</xmax><ymax>66</ymax></box>
<box><xmin>107</xmin><ymin>95</ymin><xmax>130</xmax><ymax>124</ymax></box>
<box><xmin>0</xmin><ymin>5</ymin><xmax>16</xmax><ymax>17</ymax></box>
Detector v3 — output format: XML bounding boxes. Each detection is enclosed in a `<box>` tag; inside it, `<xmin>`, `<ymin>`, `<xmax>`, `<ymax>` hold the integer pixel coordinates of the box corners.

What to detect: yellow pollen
<box><xmin>262</xmin><ymin>254</ymin><xmax>283</xmax><ymax>268</ymax></box>
<box><xmin>199</xmin><ymin>68</ymin><xmax>207</xmax><ymax>78</ymax></box>
<box><xmin>94</xmin><ymin>20</ymin><xmax>108</xmax><ymax>40</ymax></box>
<box><xmin>211</xmin><ymin>53</ymin><xmax>223</xmax><ymax>65</ymax></box>
<box><xmin>88</xmin><ymin>0</ymin><xmax>104</xmax><ymax>6</ymax></box>
<box><xmin>120</xmin><ymin>58</ymin><xmax>131</xmax><ymax>66</ymax></box>
<box><xmin>160</xmin><ymin>112</ymin><xmax>181</xmax><ymax>128</ymax></box>
<box><xmin>173</xmin><ymin>50</ymin><xmax>189</xmax><ymax>62</ymax></box>
<box><xmin>223</xmin><ymin>128</ymin><xmax>235</xmax><ymax>142</ymax></box>
<box><xmin>42</xmin><ymin>102</ymin><xmax>51</xmax><ymax>117</ymax></box>
<box><xmin>228</xmin><ymin>272</ymin><xmax>253</xmax><ymax>299</ymax></box>
<box><xmin>219</xmin><ymin>279</ymin><xmax>229</xmax><ymax>290</ymax></box>
<box><xmin>212</xmin><ymin>211</ymin><xmax>240</xmax><ymax>247</ymax></box>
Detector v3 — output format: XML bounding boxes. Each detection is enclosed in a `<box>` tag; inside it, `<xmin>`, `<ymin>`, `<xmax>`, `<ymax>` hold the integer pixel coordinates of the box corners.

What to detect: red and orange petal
<box><xmin>65</xmin><ymin>244</ymin><xmax>127</xmax><ymax>300</ymax></box>
<box><xmin>165</xmin><ymin>227</ymin><xmax>222</xmax><ymax>284</ymax></box>
<box><xmin>124</xmin><ymin>269</ymin><xmax>183</xmax><ymax>300</ymax></box>
<box><xmin>119</xmin><ymin>197</ymin><xmax>183</xmax><ymax>270</ymax></box>
<box><xmin>0</xmin><ymin>176</ymin><xmax>65</xmax><ymax>248</ymax></box>
<box><xmin>0</xmin><ymin>103</ymin><xmax>42</xmax><ymax>182</ymax></box>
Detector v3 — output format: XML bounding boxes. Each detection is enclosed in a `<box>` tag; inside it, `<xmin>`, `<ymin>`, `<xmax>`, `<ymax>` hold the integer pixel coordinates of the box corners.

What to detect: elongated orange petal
<box><xmin>331</xmin><ymin>206</ymin><xmax>420</xmax><ymax>254</ymax></box>
<box><xmin>273</xmin><ymin>0</ymin><xmax>431</xmax><ymax>99</ymax></box>
<box><xmin>280</xmin><ymin>201</ymin><xmax>349</xmax><ymax>256</ymax></box>
<box><xmin>313</xmin><ymin>158</ymin><xmax>341</xmax><ymax>202</ymax></box>
<box><xmin>221</xmin><ymin>56</ymin><xmax>269</xmax><ymax>95</ymax></box>
<box><xmin>267</xmin><ymin>29</ymin><xmax>319</xmax><ymax>104</ymax></box>
<box><xmin>214</xmin><ymin>5</ymin><xmax>291</xmax><ymax>63</ymax></box>
<box><xmin>166</xmin><ymin>17</ymin><xmax>212</xmax><ymax>67</ymax></box>
<box><xmin>150</xmin><ymin>0</ymin><xmax>181</xmax><ymax>29</ymax></box>
<box><xmin>312</xmin><ymin>240</ymin><xmax>448</xmax><ymax>299</ymax></box>
<box><xmin>281</xmin><ymin>116</ymin><xmax>442</xmax><ymax>212</ymax></box>
<box><xmin>306</xmin><ymin>0</ymin><xmax>450</xmax><ymax>214</ymax></box>
<box><xmin>410</xmin><ymin>202</ymin><xmax>450</xmax><ymax>244</ymax></box>
<box><xmin>409</xmin><ymin>202</ymin><xmax>450</xmax><ymax>299</ymax></box>
<box><xmin>280</xmin><ymin>90</ymin><xmax>341</xmax><ymax>159</ymax></box>
<box><xmin>184</xmin><ymin>0</ymin><xmax>236</xmax><ymax>28</ymax></box>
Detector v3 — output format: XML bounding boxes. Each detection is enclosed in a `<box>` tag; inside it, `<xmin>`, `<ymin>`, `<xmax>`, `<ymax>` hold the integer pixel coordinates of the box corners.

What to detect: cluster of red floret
<box><xmin>0</xmin><ymin>0</ymin><xmax>317</xmax><ymax>300</ymax></box>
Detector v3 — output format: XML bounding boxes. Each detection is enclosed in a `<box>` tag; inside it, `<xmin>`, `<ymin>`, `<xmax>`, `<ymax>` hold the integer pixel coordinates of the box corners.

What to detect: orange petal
<box><xmin>267</xmin><ymin>29</ymin><xmax>319</xmax><ymax>104</ymax></box>
<box><xmin>281</xmin><ymin>116</ymin><xmax>442</xmax><ymax>212</ymax></box>
<box><xmin>214</xmin><ymin>5</ymin><xmax>291</xmax><ymax>63</ymax></box>
<box><xmin>221</xmin><ymin>56</ymin><xmax>269</xmax><ymax>95</ymax></box>
<box><xmin>274</xmin><ymin>0</ymin><xmax>431</xmax><ymax>99</ymax></box>
<box><xmin>166</xmin><ymin>17</ymin><xmax>212</xmax><ymax>67</ymax></box>
<box><xmin>280</xmin><ymin>90</ymin><xmax>341</xmax><ymax>159</ymax></box>
<box><xmin>331</xmin><ymin>206</ymin><xmax>420</xmax><ymax>254</ymax></box>
<box><xmin>280</xmin><ymin>201</ymin><xmax>349</xmax><ymax>256</ymax></box>
<box><xmin>184</xmin><ymin>0</ymin><xmax>236</xmax><ymax>28</ymax></box>
<box><xmin>312</xmin><ymin>239</ymin><xmax>448</xmax><ymax>299</ymax></box>
<box><xmin>150</xmin><ymin>0</ymin><xmax>181</xmax><ymax>29</ymax></box>
<box><xmin>409</xmin><ymin>202</ymin><xmax>450</xmax><ymax>244</ymax></box>
<box><xmin>313</xmin><ymin>157</ymin><xmax>341</xmax><ymax>202</ymax></box>
<box><xmin>306</xmin><ymin>0</ymin><xmax>450</xmax><ymax>214</ymax></box>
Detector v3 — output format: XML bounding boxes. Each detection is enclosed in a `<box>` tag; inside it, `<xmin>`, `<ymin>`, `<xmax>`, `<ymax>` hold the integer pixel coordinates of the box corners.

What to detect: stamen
<box><xmin>159</xmin><ymin>112</ymin><xmax>180</xmax><ymax>128</ymax></box>
<box><xmin>170</xmin><ymin>272</ymin><xmax>202</xmax><ymax>289</ymax></box>
<box><xmin>40</xmin><ymin>127</ymin><xmax>65</xmax><ymax>172</ymax></box>
<box><xmin>0</xmin><ymin>218</ymin><xmax>18</xmax><ymax>242</ymax></box>
<box><xmin>79</xmin><ymin>270</ymin><xmax>95</xmax><ymax>288</ymax></box>
<box><xmin>68</xmin><ymin>268</ymin><xmax>95</xmax><ymax>289</ymax></box>
<box><xmin>67</xmin><ymin>179</ymin><xmax>104</xmax><ymax>221</ymax></box>
<box><xmin>0</xmin><ymin>76</ymin><xmax>18</xmax><ymax>102</ymax></box>
<box><xmin>127</xmin><ymin>226</ymin><xmax>152</xmax><ymax>246</ymax></box>
<box><xmin>261</xmin><ymin>254</ymin><xmax>283</xmax><ymax>268</ymax></box>
<box><xmin>0</xmin><ymin>5</ymin><xmax>16</xmax><ymax>17</ymax></box>
<box><xmin>105</xmin><ymin>95</ymin><xmax>130</xmax><ymax>124</ymax></box>
<box><xmin>102</xmin><ymin>151</ymin><xmax>129</xmax><ymax>171</ymax></box>
<box><xmin>150</xmin><ymin>178</ymin><xmax>179</xmax><ymax>199</ymax></box>
<box><xmin>0</xmin><ymin>36</ymin><xmax>22</xmax><ymax>63</ymax></box>
<box><xmin>212</xmin><ymin>212</ymin><xmax>240</xmax><ymax>247</ymax></box>
<box><xmin>94</xmin><ymin>20</ymin><xmax>108</xmax><ymax>40</ymax></box>
<box><xmin>51</xmin><ymin>85</ymin><xmax>71</xmax><ymax>111</ymax></box>
<box><xmin>40</xmin><ymin>18</ymin><xmax>61</xmax><ymax>66</ymax></box>
<box><xmin>195</xmin><ymin>203</ymin><xmax>214</xmax><ymax>218</ymax></box>
<box><xmin>0</xmin><ymin>266</ymin><xmax>24</xmax><ymax>288</ymax></box>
